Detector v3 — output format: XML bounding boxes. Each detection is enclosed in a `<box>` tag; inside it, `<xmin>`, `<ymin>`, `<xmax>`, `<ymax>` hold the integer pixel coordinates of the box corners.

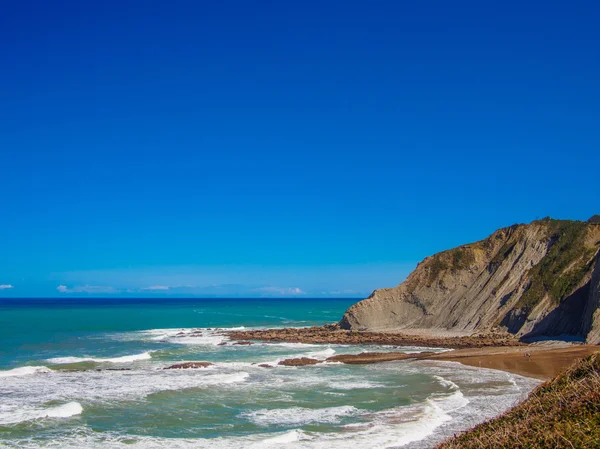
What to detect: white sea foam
<box><xmin>305</xmin><ymin>347</ymin><xmax>336</xmax><ymax>359</ymax></box>
<box><xmin>0</xmin><ymin>347</ymin><xmax>542</xmax><ymax>449</ymax></box>
<box><xmin>0</xmin><ymin>369</ymin><xmax>251</xmax><ymax>411</ymax></box>
<box><xmin>243</xmin><ymin>406</ymin><xmax>358</xmax><ymax>426</ymax></box>
<box><xmin>255</xmin><ymin>429</ymin><xmax>303</xmax><ymax>445</ymax></box>
<box><xmin>116</xmin><ymin>327</ymin><xmax>247</xmax><ymax>345</ymax></box>
<box><xmin>47</xmin><ymin>352</ymin><xmax>152</xmax><ymax>364</ymax></box>
<box><xmin>433</xmin><ymin>375</ymin><xmax>459</xmax><ymax>390</ymax></box>
<box><xmin>330</xmin><ymin>380</ymin><xmax>384</xmax><ymax>390</ymax></box>
<box><xmin>0</xmin><ymin>402</ymin><xmax>83</xmax><ymax>425</ymax></box>
<box><xmin>0</xmin><ymin>366</ymin><xmax>51</xmax><ymax>378</ymax></box>
<box><xmin>144</xmin><ymin>328</ymin><xmax>232</xmax><ymax>345</ymax></box>
<box><xmin>266</xmin><ymin>342</ymin><xmax>322</xmax><ymax>348</ymax></box>
<box><xmin>372</xmin><ymin>401</ymin><xmax>453</xmax><ymax>447</ymax></box>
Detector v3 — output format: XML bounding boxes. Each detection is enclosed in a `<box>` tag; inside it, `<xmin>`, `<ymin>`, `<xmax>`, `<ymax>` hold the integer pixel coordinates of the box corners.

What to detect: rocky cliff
<box><xmin>340</xmin><ymin>217</ymin><xmax>600</xmax><ymax>343</ymax></box>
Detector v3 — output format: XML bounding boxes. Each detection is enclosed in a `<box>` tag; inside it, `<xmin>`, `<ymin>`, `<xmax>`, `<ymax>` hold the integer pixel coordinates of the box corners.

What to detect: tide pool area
<box><xmin>0</xmin><ymin>298</ymin><xmax>539</xmax><ymax>448</ymax></box>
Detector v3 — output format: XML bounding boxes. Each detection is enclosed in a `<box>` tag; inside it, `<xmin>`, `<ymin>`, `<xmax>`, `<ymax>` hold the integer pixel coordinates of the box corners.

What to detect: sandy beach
<box><xmin>425</xmin><ymin>344</ymin><xmax>600</xmax><ymax>380</ymax></box>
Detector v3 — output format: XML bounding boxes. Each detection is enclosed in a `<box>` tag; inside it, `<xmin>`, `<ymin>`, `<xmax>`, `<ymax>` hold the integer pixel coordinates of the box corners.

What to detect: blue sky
<box><xmin>1</xmin><ymin>1</ymin><xmax>598</xmax><ymax>298</ymax></box>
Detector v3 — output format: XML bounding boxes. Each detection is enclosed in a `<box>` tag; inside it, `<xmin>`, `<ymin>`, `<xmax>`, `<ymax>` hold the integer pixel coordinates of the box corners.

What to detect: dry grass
<box><xmin>436</xmin><ymin>352</ymin><xmax>600</xmax><ymax>449</ymax></box>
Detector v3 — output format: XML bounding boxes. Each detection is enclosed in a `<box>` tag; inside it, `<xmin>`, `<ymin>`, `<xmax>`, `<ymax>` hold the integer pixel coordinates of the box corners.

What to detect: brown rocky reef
<box><xmin>340</xmin><ymin>217</ymin><xmax>600</xmax><ymax>343</ymax></box>
<box><xmin>327</xmin><ymin>351</ymin><xmax>435</xmax><ymax>364</ymax></box>
<box><xmin>227</xmin><ymin>326</ymin><xmax>522</xmax><ymax>349</ymax></box>
<box><xmin>278</xmin><ymin>357</ymin><xmax>320</xmax><ymax>366</ymax></box>
<box><xmin>164</xmin><ymin>362</ymin><xmax>213</xmax><ymax>369</ymax></box>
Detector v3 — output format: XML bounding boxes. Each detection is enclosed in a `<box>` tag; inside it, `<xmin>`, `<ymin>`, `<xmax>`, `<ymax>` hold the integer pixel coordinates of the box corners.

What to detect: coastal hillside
<box><xmin>435</xmin><ymin>353</ymin><xmax>600</xmax><ymax>449</ymax></box>
<box><xmin>340</xmin><ymin>217</ymin><xmax>600</xmax><ymax>343</ymax></box>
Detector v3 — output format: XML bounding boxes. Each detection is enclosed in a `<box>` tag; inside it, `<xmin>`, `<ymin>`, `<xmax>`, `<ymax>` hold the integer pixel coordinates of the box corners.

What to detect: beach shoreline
<box><xmin>227</xmin><ymin>326</ymin><xmax>599</xmax><ymax>380</ymax></box>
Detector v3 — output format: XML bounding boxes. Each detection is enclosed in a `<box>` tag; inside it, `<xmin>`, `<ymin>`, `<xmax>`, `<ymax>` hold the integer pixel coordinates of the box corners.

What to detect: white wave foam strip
<box><xmin>0</xmin><ymin>369</ymin><xmax>251</xmax><ymax>412</ymax></box>
<box><xmin>265</xmin><ymin>342</ymin><xmax>322</xmax><ymax>348</ymax></box>
<box><xmin>253</xmin><ymin>430</ymin><xmax>303</xmax><ymax>445</ymax></box>
<box><xmin>243</xmin><ymin>405</ymin><xmax>358</xmax><ymax>426</ymax></box>
<box><xmin>109</xmin><ymin>327</ymin><xmax>249</xmax><ymax>345</ymax></box>
<box><xmin>374</xmin><ymin>401</ymin><xmax>453</xmax><ymax>447</ymax></box>
<box><xmin>433</xmin><ymin>375</ymin><xmax>459</xmax><ymax>390</ymax></box>
<box><xmin>0</xmin><ymin>402</ymin><xmax>83</xmax><ymax>425</ymax></box>
<box><xmin>145</xmin><ymin>328</ymin><xmax>231</xmax><ymax>346</ymax></box>
<box><xmin>0</xmin><ymin>366</ymin><xmax>52</xmax><ymax>378</ymax></box>
<box><xmin>305</xmin><ymin>347</ymin><xmax>336</xmax><ymax>359</ymax></box>
<box><xmin>47</xmin><ymin>352</ymin><xmax>152</xmax><ymax>364</ymax></box>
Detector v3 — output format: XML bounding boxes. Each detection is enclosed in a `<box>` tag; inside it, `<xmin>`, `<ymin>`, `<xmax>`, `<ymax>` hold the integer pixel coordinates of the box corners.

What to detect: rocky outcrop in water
<box><xmin>278</xmin><ymin>357</ymin><xmax>320</xmax><ymax>366</ymax></box>
<box><xmin>326</xmin><ymin>352</ymin><xmax>434</xmax><ymax>364</ymax></box>
<box><xmin>164</xmin><ymin>362</ymin><xmax>213</xmax><ymax>369</ymax></box>
<box><xmin>340</xmin><ymin>218</ymin><xmax>600</xmax><ymax>342</ymax></box>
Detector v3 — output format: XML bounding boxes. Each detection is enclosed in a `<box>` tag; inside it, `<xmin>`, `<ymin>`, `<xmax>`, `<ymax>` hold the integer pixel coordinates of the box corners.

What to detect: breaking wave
<box><xmin>47</xmin><ymin>352</ymin><xmax>152</xmax><ymax>364</ymax></box>
<box><xmin>0</xmin><ymin>366</ymin><xmax>51</xmax><ymax>378</ymax></box>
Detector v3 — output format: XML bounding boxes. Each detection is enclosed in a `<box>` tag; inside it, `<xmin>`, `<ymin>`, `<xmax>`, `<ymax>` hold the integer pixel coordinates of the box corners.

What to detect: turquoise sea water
<box><xmin>0</xmin><ymin>298</ymin><xmax>539</xmax><ymax>448</ymax></box>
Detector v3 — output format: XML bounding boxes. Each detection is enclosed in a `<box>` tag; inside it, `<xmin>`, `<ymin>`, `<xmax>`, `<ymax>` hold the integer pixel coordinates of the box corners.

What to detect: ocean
<box><xmin>0</xmin><ymin>298</ymin><xmax>539</xmax><ymax>448</ymax></box>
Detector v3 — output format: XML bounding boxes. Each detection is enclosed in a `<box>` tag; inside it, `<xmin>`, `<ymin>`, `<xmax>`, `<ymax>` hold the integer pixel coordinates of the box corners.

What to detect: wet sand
<box><xmin>424</xmin><ymin>345</ymin><xmax>600</xmax><ymax>380</ymax></box>
<box><xmin>314</xmin><ymin>346</ymin><xmax>599</xmax><ymax>380</ymax></box>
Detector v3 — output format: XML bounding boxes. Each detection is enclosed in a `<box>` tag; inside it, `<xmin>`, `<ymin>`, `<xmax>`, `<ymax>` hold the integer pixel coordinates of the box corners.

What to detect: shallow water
<box><xmin>0</xmin><ymin>298</ymin><xmax>539</xmax><ymax>448</ymax></box>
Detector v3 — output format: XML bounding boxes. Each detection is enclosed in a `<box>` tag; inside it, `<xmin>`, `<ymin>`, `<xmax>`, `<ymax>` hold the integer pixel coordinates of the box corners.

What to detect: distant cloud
<box><xmin>255</xmin><ymin>286</ymin><xmax>306</xmax><ymax>296</ymax></box>
<box><xmin>0</xmin><ymin>284</ymin><xmax>14</xmax><ymax>290</ymax></box>
<box><xmin>328</xmin><ymin>289</ymin><xmax>359</xmax><ymax>295</ymax></box>
<box><xmin>141</xmin><ymin>286</ymin><xmax>170</xmax><ymax>291</ymax></box>
<box><xmin>56</xmin><ymin>285</ymin><xmax>117</xmax><ymax>294</ymax></box>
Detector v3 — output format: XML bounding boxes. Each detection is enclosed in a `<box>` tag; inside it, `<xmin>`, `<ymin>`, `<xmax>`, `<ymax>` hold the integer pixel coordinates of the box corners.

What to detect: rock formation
<box><xmin>164</xmin><ymin>362</ymin><xmax>213</xmax><ymax>369</ymax></box>
<box><xmin>340</xmin><ymin>217</ymin><xmax>600</xmax><ymax>342</ymax></box>
<box><xmin>277</xmin><ymin>357</ymin><xmax>320</xmax><ymax>366</ymax></box>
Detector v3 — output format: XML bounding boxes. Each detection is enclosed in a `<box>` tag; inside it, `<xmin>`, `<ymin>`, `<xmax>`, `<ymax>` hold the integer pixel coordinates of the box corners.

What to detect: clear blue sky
<box><xmin>1</xmin><ymin>1</ymin><xmax>598</xmax><ymax>298</ymax></box>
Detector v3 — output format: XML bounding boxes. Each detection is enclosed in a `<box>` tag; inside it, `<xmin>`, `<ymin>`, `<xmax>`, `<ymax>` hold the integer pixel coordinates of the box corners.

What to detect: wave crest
<box><xmin>47</xmin><ymin>352</ymin><xmax>152</xmax><ymax>364</ymax></box>
<box><xmin>0</xmin><ymin>402</ymin><xmax>83</xmax><ymax>425</ymax></box>
<box><xmin>0</xmin><ymin>366</ymin><xmax>51</xmax><ymax>378</ymax></box>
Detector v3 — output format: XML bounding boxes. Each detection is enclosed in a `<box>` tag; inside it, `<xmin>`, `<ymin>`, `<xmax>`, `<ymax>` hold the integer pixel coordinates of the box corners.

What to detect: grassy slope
<box><xmin>435</xmin><ymin>352</ymin><xmax>600</xmax><ymax>449</ymax></box>
<box><xmin>426</xmin><ymin>218</ymin><xmax>598</xmax><ymax>313</ymax></box>
<box><xmin>517</xmin><ymin>219</ymin><xmax>596</xmax><ymax>312</ymax></box>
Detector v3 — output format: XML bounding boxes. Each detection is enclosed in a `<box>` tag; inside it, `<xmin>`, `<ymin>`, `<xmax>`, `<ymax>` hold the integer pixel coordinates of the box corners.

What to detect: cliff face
<box><xmin>584</xmin><ymin>253</ymin><xmax>600</xmax><ymax>344</ymax></box>
<box><xmin>340</xmin><ymin>218</ymin><xmax>600</xmax><ymax>342</ymax></box>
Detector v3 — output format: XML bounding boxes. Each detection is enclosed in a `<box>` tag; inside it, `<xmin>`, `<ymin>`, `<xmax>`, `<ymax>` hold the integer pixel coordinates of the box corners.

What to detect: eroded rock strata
<box><xmin>340</xmin><ymin>218</ymin><xmax>600</xmax><ymax>342</ymax></box>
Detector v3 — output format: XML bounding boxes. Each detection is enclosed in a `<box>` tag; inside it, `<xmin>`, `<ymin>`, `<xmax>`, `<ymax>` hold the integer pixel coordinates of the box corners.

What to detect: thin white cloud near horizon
<box><xmin>56</xmin><ymin>285</ymin><xmax>117</xmax><ymax>294</ymax></box>
<box><xmin>255</xmin><ymin>286</ymin><xmax>306</xmax><ymax>296</ymax></box>
<box><xmin>50</xmin><ymin>283</ymin><xmax>330</xmax><ymax>297</ymax></box>
<box><xmin>0</xmin><ymin>284</ymin><xmax>14</xmax><ymax>290</ymax></box>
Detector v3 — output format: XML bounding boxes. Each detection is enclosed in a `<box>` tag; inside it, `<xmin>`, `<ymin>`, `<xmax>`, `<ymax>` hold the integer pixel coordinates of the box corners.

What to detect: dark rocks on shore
<box><xmin>232</xmin><ymin>341</ymin><xmax>253</xmax><ymax>346</ymax></box>
<box><xmin>278</xmin><ymin>357</ymin><xmax>321</xmax><ymax>367</ymax></box>
<box><xmin>164</xmin><ymin>362</ymin><xmax>213</xmax><ymax>370</ymax></box>
<box><xmin>258</xmin><ymin>364</ymin><xmax>274</xmax><ymax>368</ymax></box>
<box><xmin>217</xmin><ymin>342</ymin><xmax>228</xmax><ymax>346</ymax></box>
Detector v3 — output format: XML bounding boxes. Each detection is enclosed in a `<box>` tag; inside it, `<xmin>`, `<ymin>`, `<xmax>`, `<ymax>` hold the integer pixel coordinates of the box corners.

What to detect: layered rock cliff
<box><xmin>340</xmin><ymin>218</ymin><xmax>600</xmax><ymax>343</ymax></box>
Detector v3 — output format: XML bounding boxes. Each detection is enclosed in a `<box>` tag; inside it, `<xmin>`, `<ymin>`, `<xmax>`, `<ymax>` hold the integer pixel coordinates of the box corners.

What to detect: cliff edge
<box><xmin>340</xmin><ymin>217</ymin><xmax>600</xmax><ymax>342</ymax></box>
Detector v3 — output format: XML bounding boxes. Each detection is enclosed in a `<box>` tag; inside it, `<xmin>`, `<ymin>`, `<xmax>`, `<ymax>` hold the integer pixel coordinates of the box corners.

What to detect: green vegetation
<box><xmin>428</xmin><ymin>243</ymin><xmax>477</xmax><ymax>284</ymax></box>
<box><xmin>427</xmin><ymin>255</ymin><xmax>449</xmax><ymax>283</ymax></box>
<box><xmin>490</xmin><ymin>240</ymin><xmax>517</xmax><ymax>269</ymax></box>
<box><xmin>451</xmin><ymin>248</ymin><xmax>475</xmax><ymax>270</ymax></box>
<box><xmin>516</xmin><ymin>220</ymin><xmax>596</xmax><ymax>312</ymax></box>
<box><xmin>426</xmin><ymin>247</ymin><xmax>477</xmax><ymax>285</ymax></box>
<box><xmin>436</xmin><ymin>353</ymin><xmax>600</xmax><ymax>449</ymax></box>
